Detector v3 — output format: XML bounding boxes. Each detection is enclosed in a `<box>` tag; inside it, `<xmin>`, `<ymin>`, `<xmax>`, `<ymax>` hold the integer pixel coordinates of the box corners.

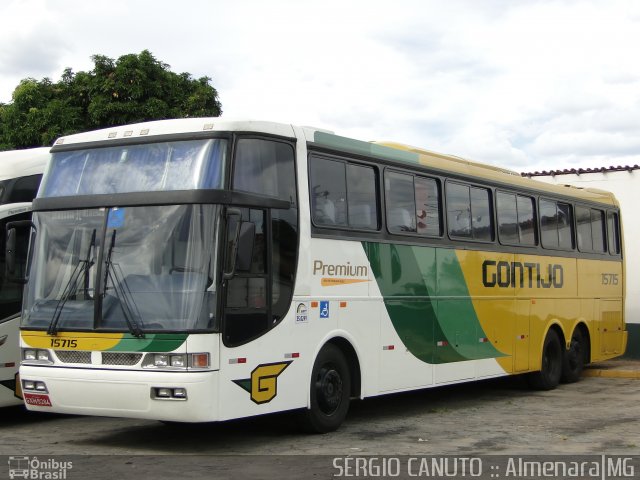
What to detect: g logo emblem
<box><xmin>233</xmin><ymin>361</ymin><xmax>292</xmax><ymax>404</ymax></box>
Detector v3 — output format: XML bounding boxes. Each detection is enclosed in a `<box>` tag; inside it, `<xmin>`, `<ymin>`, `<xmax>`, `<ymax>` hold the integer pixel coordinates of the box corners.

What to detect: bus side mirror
<box><xmin>5</xmin><ymin>228</ymin><xmax>16</xmax><ymax>275</ymax></box>
<box><xmin>5</xmin><ymin>220</ymin><xmax>36</xmax><ymax>284</ymax></box>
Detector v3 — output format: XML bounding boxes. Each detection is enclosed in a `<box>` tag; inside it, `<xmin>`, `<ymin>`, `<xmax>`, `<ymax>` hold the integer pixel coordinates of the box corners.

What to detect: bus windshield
<box><xmin>22</xmin><ymin>204</ymin><xmax>221</xmax><ymax>333</ymax></box>
<box><xmin>41</xmin><ymin>138</ymin><xmax>227</xmax><ymax>197</ymax></box>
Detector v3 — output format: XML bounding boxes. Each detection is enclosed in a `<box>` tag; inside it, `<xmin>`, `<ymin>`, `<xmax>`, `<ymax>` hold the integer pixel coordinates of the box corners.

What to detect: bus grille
<box><xmin>101</xmin><ymin>352</ymin><xmax>143</xmax><ymax>366</ymax></box>
<box><xmin>55</xmin><ymin>351</ymin><xmax>91</xmax><ymax>364</ymax></box>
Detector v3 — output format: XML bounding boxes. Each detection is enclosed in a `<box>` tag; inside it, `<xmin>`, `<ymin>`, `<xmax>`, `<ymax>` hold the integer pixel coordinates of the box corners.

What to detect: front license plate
<box><xmin>23</xmin><ymin>393</ymin><xmax>52</xmax><ymax>407</ymax></box>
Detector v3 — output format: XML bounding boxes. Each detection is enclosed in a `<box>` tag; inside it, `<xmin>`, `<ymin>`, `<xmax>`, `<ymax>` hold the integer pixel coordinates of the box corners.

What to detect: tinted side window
<box><xmin>557</xmin><ymin>203</ymin><xmax>574</xmax><ymax>249</ymax></box>
<box><xmin>591</xmin><ymin>209</ymin><xmax>606</xmax><ymax>253</ymax></box>
<box><xmin>310</xmin><ymin>157</ymin><xmax>347</xmax><ymax>227</ymax></box>
<box><xmin>607</xmin><ymin>212</ymin><xmax>620</xmax><ymax>255</ymax></box>
<box><xmin>8</xmin><ymin>174</ymin><xmax>42</xmax><ymax>203</ymax></box>
<box><xmin>347</xmin><ymin>164</ymin><xmax>378</xmax><ymax>230</ymax></box>
<box><xmin>446</xmin><ymin>183</ymin><xmax>471</xmax><ymax>237</ymax></box>
<box><xmin>386</xmin><ymin>172</ymin><xmax>416</xmax><ymax>233</ymax></box>
<box><xmin>576</xmin><ymin>206</ymin><xmax>592</xmax><ymax>251</ymax></box>
<box><xmin>540</xmin><ymin>199</ymin><xmax>574</xmax><ymax>250</ymax></box>
<box><xmin>415</xmin><ymin>176</ymin><xmax>441</xmax><ymax>236</ymax></box>
<box><xmin>517</xmin><ymin>195</ymin><xmax>536</xmax><ymax>245</ymax></box>
<box><xmin>540</xmin><ymin>199</ymin><xmax>559</xmax><ymax>248</ymax></box>
<box><xmin>497</xmin><ymin>192</ymin><xmax>518</xmax><ymax>244</ymax></box>
<box><xmin>233</xmin><ymin>139</ymin><xmax>296</xmax><ymax>205</ymax></box>
<box><xmin>470</xmin><ymin>187</ymin><xmax>493</xmax><ymax>241</ymax></box>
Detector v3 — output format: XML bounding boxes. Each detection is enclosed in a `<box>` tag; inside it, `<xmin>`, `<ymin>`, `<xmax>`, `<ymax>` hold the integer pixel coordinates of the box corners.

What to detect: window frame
<box><xmin>496</xmin><ymin>190</ymin><xmax>538</xmax><ymax>247</ymax></box>
<box><xmin>575</xmin><ymin>204</ymin><xmax>607</xmax><ymax>254</ymax></box>
<box><xmin>308</xmin><ymin>154</ymin><xmax>381</xmax><ymax>233</ymax></box>
<box><xmin>445</xmin><ymin>180</ymin><xmax>494</xmax><ymax>243</ymax></box>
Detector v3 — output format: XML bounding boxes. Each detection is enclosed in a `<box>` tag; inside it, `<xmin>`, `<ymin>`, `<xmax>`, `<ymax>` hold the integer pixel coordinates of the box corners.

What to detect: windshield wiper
<box><xmin>48</xmin><ymin>229</ymin><xmax>96</xmax><ymax>336</ymax></box>
<box><xmin>103</xmin><ymin>229</ymin><xmax>145</xmax><ymax>338</ymax></box>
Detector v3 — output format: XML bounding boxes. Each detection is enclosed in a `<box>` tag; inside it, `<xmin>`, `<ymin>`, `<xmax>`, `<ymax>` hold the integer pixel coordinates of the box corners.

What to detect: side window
<box><xmin>0</xmin><ymin>212</ymin><xmax>32</xmax><ymax>321</ymax></box>
<box><xmin>446</xmin><ymin>183</ymin><xmax>492</xmax><ymax>241</ymax></box>
<box><xmin>517</xmin><ymin>195</ymin><xmax>536</xmax><ymax>245</ymax></box>
<box><xmin>541</xmin><ymin>199</ymin><xmax>574</xmax><ymax>250</ymax></box>
<box><xmin>607</xmin><ymin>211</ymin><xmax>620</xmax><ymax>255</ymax></box>
<box><xmin>576</xmin><ymin>206</ymin><xmax>592</xmax><ymax>251</ymax></box>
<box><xmin>540</xmin><ymin>199</ymin><xmax>558</xmax><ymax>248</ymax></box>
<box><xmin>577</xmin><ymin>205</ymin><xmax>606</xmax><ymax>253</ymax></box>
<box><xmin>224</xmin><ymin>208</ymin><xmax>268</xmax><ymax>345</ymax></box>
<box><xmin>591</xmin><ymin>209</ymin><xmax>606</xmax><ymax>253</ymax></box>
<box><xmin>309</xmin><ymin>156</ymin><xmax>379</xmax><ymax>230</ymax></box>
<box><xmin>497</xmin><ymin>192</ymin><xmax>518</xmax><ymax>244</ymax></box>
<box><xmin>498</xmin><ymin>191</ymin><xmax>537</xmax><ymax>246</ymax></box>
<box><xmin>8</xmin><ymin>175</ymin><xmax>42</xmax><ymax>203</ymax></box>
<box><xmin>446</xmin><ymin>183</ymin><xmax>471</xmax><ymax>237</ymax></box>
<box><xmin>310</xmin><ymin>157</ymin><xmax>347</xmax><ymax>227</ymax></box>
<box><xmin>470</xmin><ymin>186</ymin><xmax>493</xmax><ymax>241</ymax></box>
<box><xmin>386</xmin><ymin>172</ymin><xmax>416</xmax><ymax>233</ymax></box>
<box><xmin>346</xmin><ymin>164</ymin><xmax>378</xmax><ymax>230</ymax></box>
<box><xmin>557</xmin><ymin>202</ymin><xmax>574</xmax><ymax>249</ymax></box>
<box><xmin>233</xmin><ymin>138</ymin><xmax>296</xmax><ymax>205</ymax></box>
<box><xmin>415</xmin><ymin>176</ymin><xmax>441</xmax><ymax>236</ymax></box>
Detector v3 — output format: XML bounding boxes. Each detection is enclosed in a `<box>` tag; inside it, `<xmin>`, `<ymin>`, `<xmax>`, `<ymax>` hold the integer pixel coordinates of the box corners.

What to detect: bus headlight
<box><xmin>142</xmin><ymin>353</ymin><xmax>209</xmax><ymax>370</ymax></box>
<box><xmin>22</xmin><ymin>349</ymin><xmax>53</xmax><ymax>364</ymax></box>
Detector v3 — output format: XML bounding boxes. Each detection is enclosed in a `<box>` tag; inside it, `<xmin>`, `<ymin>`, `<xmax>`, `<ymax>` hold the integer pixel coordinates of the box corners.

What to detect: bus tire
<box><xmin>528</xmin><ymin>329</ymin><xmax>562</xmax><ymax>390</ymax></box>
<box><xmin>302</xmin><ymin>343</ymin><xmax>351</xmax><ymax>433</ymax></box>
<box><xmin>561</xmin><ymin>328</ymin><xmax>586</xmax><ymax>383</ymax></box>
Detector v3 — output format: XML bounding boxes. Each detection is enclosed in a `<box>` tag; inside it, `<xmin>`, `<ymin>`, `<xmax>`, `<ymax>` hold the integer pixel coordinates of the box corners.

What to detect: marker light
<box><xmin>190</xmin><ymin>353</ymin><xmax>210</xmax><ymax>368</ymax></box>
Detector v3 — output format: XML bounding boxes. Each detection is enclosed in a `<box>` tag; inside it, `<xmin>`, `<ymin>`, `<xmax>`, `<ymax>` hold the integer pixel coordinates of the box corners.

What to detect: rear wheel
<box><xmin>561</xmin><ymin>328</ymin><xmax>586</xmax><ymax>383</ymax></box>
<box><xmin>301</xmin><ymin>344</ymin><xmax>351</xmax><ymax>433</ymax></box>
<box><xmin>528</xmin><ymin>329</ymin><xmax>562</xmax><ymax>390</ymax></box>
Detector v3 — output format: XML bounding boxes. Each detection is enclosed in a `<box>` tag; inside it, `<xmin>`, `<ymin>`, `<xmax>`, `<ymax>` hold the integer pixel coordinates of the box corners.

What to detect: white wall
<box><xmin>535</xmin><ymin>170</ymin><xmax>639</xmax><ymax>325</ymax></box>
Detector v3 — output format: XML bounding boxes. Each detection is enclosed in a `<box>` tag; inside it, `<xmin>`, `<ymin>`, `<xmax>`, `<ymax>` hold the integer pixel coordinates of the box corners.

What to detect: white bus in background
<box><xmin>0</xmin><ymin>147</ymin><xmax>49</xmax><ymax>406</ymax></box>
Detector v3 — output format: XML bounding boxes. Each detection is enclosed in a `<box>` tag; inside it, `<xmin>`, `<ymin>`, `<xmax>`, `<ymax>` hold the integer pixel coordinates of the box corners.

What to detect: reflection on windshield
<box><xmin>23</xmin><ymin>205</ymin><xmax>220</xmax><ymax>332</ymax></box>
<box><xmin>41</xmin><ymin>139</ymin><xmax>227</xmax><ymax>197</ymax></box>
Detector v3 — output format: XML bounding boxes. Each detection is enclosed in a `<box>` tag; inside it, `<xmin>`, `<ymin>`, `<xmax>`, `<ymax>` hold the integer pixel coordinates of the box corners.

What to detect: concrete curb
<box><xmin>583</xmin><ymin>369</ymin><xmax>640</xmax><ymax>379</ymax></box>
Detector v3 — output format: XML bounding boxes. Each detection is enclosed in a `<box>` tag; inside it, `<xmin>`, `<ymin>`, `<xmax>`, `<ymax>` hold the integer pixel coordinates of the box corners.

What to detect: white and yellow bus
<box><xmin>16</xmin><ymin>120</ymin><xmax>625</xmax><ymax>431</ymax></box>
<box><xmin>0</xmin><ymin>147</ymin><xmax>49</xmax><ymax>407</ymax></box>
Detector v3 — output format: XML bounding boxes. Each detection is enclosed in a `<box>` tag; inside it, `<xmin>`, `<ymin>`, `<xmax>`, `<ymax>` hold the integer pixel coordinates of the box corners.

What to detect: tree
<box><xmin>0</xmin><ymin>50</ymin><xmax>222</xmax><ymax>150</ymax></box>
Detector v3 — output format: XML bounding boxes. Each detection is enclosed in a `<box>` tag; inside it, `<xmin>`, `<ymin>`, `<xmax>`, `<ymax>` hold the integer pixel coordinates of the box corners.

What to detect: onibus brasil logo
<box><xmin>8</xmin><ymin>456</ymin><xmax>72</xmax><ymax>479</ymax></box>
<box><xmin>233</xmin><ymin>361</ymin><xmax>291</xmax><ymax>404</ymax></box>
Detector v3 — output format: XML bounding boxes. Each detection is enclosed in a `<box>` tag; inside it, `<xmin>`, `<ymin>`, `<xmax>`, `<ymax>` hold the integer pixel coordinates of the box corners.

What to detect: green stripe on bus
<box><xmin>111</xmin><ymin>333</ymin><xmax>188</xmax><ymax>352</ymax></box>
<box><xmin>364</xmin><ymin>242</ymin><xmax>502</xmax><ymax>363</ymax></box>
<box><xmin>314</xmin><ymin>131</ymin><xmax>420</xmax><ymax>165</ymax></box>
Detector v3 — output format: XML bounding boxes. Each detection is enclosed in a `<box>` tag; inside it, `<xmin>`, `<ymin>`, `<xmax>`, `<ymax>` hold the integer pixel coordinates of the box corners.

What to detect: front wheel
<box><xmin>561</xmin><ymin>328</ymin><xmax>587</xmax><ymax>383</ymax></box>
<box><xmin>301</xmin><ymin>344</ymin><xmax>351</xmax><ymax>433</ymax></box>
<box><xmin>528</xmin><ymin>329</ymin><xmax>563</xmax><ymax>390</ymax></box>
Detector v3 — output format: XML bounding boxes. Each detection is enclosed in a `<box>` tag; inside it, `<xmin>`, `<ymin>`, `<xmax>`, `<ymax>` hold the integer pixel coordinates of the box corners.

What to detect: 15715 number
<box><xmin>49</xmin><ymin>338</ymin><xmax>78</xmax><ymax>348</ymax></box>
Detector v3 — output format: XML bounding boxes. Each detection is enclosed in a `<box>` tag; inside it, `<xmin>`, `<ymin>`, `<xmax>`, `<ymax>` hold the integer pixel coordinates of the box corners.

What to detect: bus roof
<box><xmin>49</xmin><ymin>118</ymin><xmax>618</xmax><ymax>208</ymax></box>
<box><xmin>0</xmin><ymin>147</ymin><xmax>50</xmax><ymax>181</ymax></box>
<box><xmin>307</xmin><ymin>129</ymin><xmax>619</xmax><ymax>208</ymax></box>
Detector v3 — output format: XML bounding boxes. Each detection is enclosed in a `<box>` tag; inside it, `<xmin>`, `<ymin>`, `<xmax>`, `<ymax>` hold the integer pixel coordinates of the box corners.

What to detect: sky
<box><xmin>1</xmin><ymin>0</ymin><xmax>639</xmax><ymax>172</ymax></box>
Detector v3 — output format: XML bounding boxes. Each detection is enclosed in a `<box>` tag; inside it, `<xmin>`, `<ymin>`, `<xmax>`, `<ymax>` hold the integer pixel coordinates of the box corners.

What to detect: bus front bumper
<box><xmin>19</xmin><ymin>365</ymin><xmax>219</xmax><ymax>422</ymax></box>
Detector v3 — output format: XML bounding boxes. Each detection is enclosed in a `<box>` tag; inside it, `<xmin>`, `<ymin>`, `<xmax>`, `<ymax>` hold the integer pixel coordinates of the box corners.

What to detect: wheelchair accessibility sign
<box><xmin>319</xmin><ymin>301</ymin><xmax>330</xmax><ymax>319</ymax></box>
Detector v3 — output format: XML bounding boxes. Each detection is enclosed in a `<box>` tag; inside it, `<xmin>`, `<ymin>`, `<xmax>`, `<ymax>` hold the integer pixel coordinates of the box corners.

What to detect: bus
<box><xmin>0</xmin><ymin>147</ymin><xmax>49</xmax><ymax>407</ymax></box>
<box><xmin>15</xmin><ymin>120</ymin><xmax>626</xmax><ymax>431</ymax></box>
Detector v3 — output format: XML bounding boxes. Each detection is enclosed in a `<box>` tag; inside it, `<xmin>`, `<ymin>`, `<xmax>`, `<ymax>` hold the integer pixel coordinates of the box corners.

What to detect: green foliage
<box><xmin>0</xmin><ymin>50</ymin><xmax>222</xmax><ymax>149</ymax></box>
